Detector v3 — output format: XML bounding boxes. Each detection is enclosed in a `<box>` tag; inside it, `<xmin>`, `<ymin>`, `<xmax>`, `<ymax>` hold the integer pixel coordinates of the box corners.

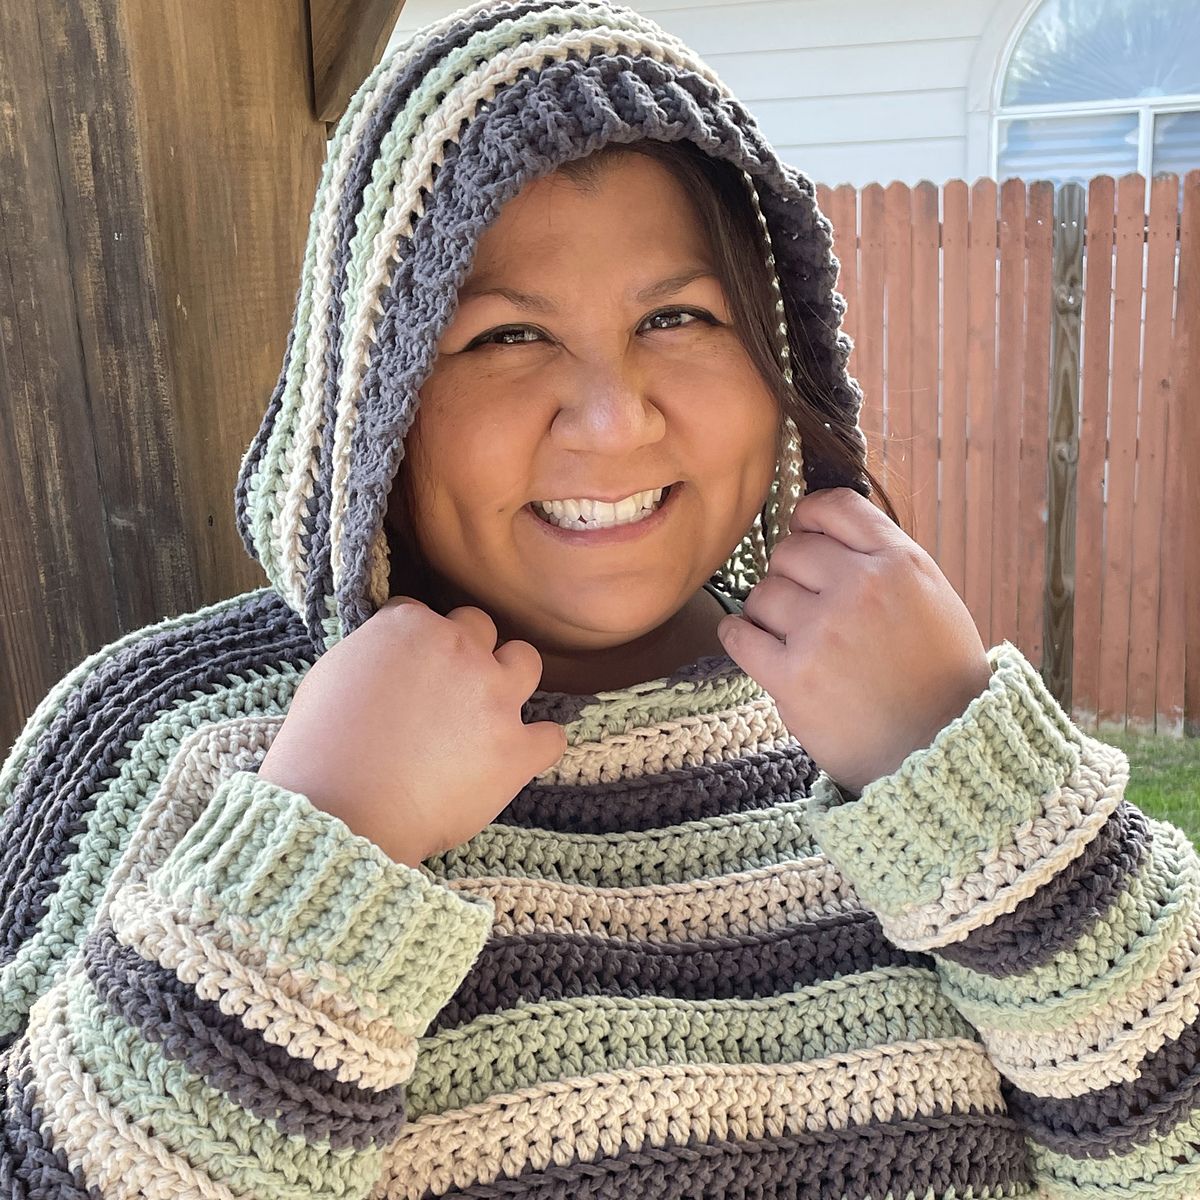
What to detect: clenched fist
<box><xmin>259</xmin><ymin>597</ymin><xmax>567</xmax><ymax>867</ymax></box>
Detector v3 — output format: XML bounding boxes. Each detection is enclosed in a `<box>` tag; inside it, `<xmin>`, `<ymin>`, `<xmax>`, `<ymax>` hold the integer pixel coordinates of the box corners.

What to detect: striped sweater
<box><xmin>2</xmin><ymin>587</ymin><xmax>1198</xmax><ymax>1199</ymax></box>
<box><xmin>4</xmin><ymin>1</ymin><xmax>1199</xmax><ymax>1196</ymax></box>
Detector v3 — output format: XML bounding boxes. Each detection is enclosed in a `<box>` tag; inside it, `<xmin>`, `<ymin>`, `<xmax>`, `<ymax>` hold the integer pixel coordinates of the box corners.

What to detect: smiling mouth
<box><xmin>530</xmin><ymin>484</ymin><xmax>675</xmax><ymax>531</ymax></box>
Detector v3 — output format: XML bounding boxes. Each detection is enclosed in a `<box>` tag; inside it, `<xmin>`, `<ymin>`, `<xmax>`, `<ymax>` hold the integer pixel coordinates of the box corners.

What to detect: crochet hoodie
<box><xmin>2</xmin><ymin>3</ymin><xmax>1198</xmax><ymax>1198</ymax></box>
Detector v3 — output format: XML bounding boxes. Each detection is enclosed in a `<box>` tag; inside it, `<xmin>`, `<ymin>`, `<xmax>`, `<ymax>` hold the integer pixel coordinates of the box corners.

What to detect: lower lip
<box><xmin>522</xmin><ymin>483</ymin><xmax>682</xmax><ymax>546</ymax></box>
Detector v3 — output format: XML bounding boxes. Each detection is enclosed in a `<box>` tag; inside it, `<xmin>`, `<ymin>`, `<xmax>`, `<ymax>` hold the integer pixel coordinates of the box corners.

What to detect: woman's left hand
<box><xmin>716</xmin><ymin>486</ymin><xmax>994</xmax><ymax>795</ymax></box>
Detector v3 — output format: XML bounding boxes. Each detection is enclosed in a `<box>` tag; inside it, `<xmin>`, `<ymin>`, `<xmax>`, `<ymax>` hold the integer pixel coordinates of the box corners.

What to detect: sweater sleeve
<box><xmin>808</xmin><ymin>641</ymin><xmax>1200</xmax><ymax>1200</ymax></box>
<box><xmin>0</xmin><ymin>766</ymin><xmax>495</xmax><ymax>1199</ymax></box>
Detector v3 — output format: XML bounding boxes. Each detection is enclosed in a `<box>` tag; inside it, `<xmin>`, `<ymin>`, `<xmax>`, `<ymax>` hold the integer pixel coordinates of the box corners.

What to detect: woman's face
<box><xmin>389</xmin><ymin>152</ymin><xmax>779</xmax><ymax>654</ymax></box>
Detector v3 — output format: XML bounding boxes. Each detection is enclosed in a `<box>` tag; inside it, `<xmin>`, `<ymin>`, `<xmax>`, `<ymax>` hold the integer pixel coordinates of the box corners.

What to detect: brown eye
<box><xmin>640</xmin><ymin>307</ymin><xmax>717</xmax><ymax>332</ymax></box>
<box><xmin>468</xmin><ymin>325</ymin><xmax>544</xmax><ymax>348</ymax></box>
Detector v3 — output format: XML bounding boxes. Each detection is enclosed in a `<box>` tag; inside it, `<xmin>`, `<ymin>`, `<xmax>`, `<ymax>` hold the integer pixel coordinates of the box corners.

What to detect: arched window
<box><xmin>995</xmin><ymin>0</ymin><xmax>1200</xmax><ymax>187</ymax></box>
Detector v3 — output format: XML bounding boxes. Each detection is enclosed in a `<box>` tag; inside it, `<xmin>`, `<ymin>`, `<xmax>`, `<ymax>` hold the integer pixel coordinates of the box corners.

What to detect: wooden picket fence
<box><xmin>815</xmin><ymin>171</ymin><xmax>1199</xmax><ymax>737</ymax></box>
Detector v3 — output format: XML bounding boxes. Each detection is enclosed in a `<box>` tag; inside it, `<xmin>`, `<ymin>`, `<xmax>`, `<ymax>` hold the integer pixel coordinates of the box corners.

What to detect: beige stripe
<box><xmin>536</xmin><ymin>698</ymin><xmax>793</xmax><ymax>786</ymax></box>
<box><xmin>979</xmin><ymin>902</ymin><xmax>1200</xmax><ymax>1098</ymax></box>
<box><xmin>370</xmin><ymin>1038</ymin><xmax>1004</xmax><ymax>1199</ymax></box>
<box><xmin>24</xmin><ymin>963</ymin><xmax>248</xmax><ymax>1200</ymax></box>
<box><xmin>876</xmin><ymin>737</ymin><xmax>1128</xmax><ymax>949</ymax></box>
<box><xmin>275</xmin><ymin>13</ymin><xmax>461</xmax><ymax>607</ymax></box>
<box><xmin>110</xmin><ymin>881</ymin><xmax>418</xmax><ymax>1092</ymax></box>
<box><xmin>447</xmin><ymin>854</ymin><xmax>858</xmax><ymax>940</ymax></box>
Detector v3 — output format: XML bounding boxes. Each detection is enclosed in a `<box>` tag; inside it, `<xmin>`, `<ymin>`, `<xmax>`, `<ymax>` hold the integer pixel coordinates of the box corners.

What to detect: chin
<box><xmin>532</xmin><ymin>579</ymin><xmax>690</xmax><ymax>644</ymax></box>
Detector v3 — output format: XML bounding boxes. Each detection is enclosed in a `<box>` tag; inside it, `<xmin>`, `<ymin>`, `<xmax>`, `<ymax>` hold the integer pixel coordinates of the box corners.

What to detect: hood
<box><xmin>234</xmin><ymin>0</ymin><xmax>869</xmax><ymax>656</ymax></box>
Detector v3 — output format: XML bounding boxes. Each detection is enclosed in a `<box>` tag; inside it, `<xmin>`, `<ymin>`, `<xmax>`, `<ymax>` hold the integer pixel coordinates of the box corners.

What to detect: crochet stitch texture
<box><xmin>2</xmin><ymin>2</ymin><xmax>1198</xmax><ymax>1198</ymax></box>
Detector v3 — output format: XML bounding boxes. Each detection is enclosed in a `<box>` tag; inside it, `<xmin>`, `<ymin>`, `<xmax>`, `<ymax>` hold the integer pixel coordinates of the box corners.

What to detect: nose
<box><xmin>550</xmin><ymin>355</ymin><xmax>667</xmax><ymax>455</ymax></box>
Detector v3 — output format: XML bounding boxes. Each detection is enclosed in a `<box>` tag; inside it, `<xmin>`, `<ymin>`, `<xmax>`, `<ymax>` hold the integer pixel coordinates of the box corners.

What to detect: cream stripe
<box><xmin>273</xmin><ymin>26</ymin><xmax>450</xmax><ymax>607</ymax></box>
<box><xmin>24</xmin><ymin>965</ymin><xmax>248</xmax><ymax>1200</ymax></box>
<box><xmin>536</xmin><ymin>698</ymin><xmax>792</xmax><ymax>786</ymax></box>
<box><xmin>979</xmin><ymin>901</ymin><xmax>1200</xmax><ymax>1099</ymax></box>
<box><xmin>371</xmin><ymin>1038</ymin><xmax>1004</xmax><ymax>1200</ymax></box>
<box><xmin>110</xmin><ymin>881</ymin><xmax>418</xmax><ymax>1092</ymax></box>
<box><xmin>877</xmin><ymin>737</ymin><xmax>1128</xmax><ymax>949</ymax></box>
<box><xmin>330</xmin><ymin>18</ymin><xmax>728</xmax><ymax>597</ymax></box>
<box><xmin>446</xmin><ymin>854</ymin><xmax>858</xmax><ymax>940</ymax></box>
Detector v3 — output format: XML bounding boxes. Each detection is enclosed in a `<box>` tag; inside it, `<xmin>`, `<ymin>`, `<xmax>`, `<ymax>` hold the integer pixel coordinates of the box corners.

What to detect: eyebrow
<box><xmin>456</xmin><ymin>267</ymin><xmax>718</xmax><ymax>313</ymax></box>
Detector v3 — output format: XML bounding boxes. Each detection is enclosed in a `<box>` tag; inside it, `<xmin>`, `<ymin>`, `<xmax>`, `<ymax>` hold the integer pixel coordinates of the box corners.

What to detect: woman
<box><xmin>1</xmin><ymin>3</ymin><xmax>1195</xmax><ymax>1197</ymax></box>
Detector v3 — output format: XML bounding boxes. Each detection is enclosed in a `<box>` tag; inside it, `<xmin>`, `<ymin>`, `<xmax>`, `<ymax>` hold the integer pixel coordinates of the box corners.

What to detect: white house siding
<box><xmin>387</xmin><ymin>0</ymin><xmax>1025</xmax><ymax>187</ymax></box>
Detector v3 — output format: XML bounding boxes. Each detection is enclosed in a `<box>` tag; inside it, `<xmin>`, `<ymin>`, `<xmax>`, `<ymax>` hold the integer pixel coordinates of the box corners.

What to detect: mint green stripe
<box><xmin>62</xmin><ymin>968</ymin><xmax>372</xmax><ymax>1196</ymax></box>
<box><xmin>1030</xmin><ymin>1103</ymin><xmax>1200</xmax><ymax>1196</ymax></box>
<box><xmin>938</xmin><ymin>820</ymin><xmax>1200</xmax><ymax>1030</ymax></box>
<box><xmin>407</xmin><ymin>965</ymin><xmax>973</xmax><ymax>1117</ymax></box>
<box><xmin>0</xmin><ymin>652</ymin><xmax>306</xmax><ymax>1040</ymax></box>
<box><xmin>431</xmin><ymin>793</ymin><xmax>820</xmax><ymax>887</ymax></box>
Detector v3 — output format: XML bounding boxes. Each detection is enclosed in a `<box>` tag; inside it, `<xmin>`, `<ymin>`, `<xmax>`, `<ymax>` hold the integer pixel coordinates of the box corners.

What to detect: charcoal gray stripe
<box><xmin>428</xmin><ymin>1108</ymin><xmax>1034</xmax><ymax>1199</ymax></box>
<box><xmin>0</xmin><ymin>590</ymin><xmax>312</xmax><ymax>972</ymax></box>
<box><xmin>431</xmin><ymin>906</ymin><xmax>929</xmax><ymax>1031</ymax></box>
<box><xmin>935</xmin><ymin>802</ymin><xmax>1151</xmax><ymax>977</ymax></box>
<box><xmin>0</xmin><ymin>1035</ymin><xmax>104</xmax><ymax>1197</ymax></box>
<box><xmin>1001</xmin><ymin>1001</ymin><xmax>1200</xmax><ymax>1158</ymax></box>
<box><xmin>501</xmin><ymin>746</ymin><xmax>817</xmax><ymax>834</ymax></box>
<box><xmin>83</xmin><ymin>922</ymin><xmax>408</xmax><ymax>1150</ymax></box>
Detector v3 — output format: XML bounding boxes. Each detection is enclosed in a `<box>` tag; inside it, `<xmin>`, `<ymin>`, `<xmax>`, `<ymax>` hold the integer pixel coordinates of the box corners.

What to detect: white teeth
<box><xmin>533</xmin><ymin>487</ymin><xmax>667</xmax><ymax>530</ymax></box>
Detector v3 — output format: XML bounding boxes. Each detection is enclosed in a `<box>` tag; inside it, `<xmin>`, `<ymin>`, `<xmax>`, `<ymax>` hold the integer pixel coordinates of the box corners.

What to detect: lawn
<box><xmin>1091</xmin><ymin>731</ymin><xmax>1200</xmax><ymax>850</ymax></box>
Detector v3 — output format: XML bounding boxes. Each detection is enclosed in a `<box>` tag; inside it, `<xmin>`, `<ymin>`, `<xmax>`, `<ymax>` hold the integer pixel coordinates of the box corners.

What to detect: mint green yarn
<box><xmin>431</xmin><ymin>794</ymin><xmax>820</xmax><ymax>887</ymax></box>
<box><xmin>0</xmin><ymin>605</ymin><xmax>306</xmax><ymax>1041</ymax></box>
<box><xmin>811</xmin><ymin>641</ymin><xmax>1087</xmax><ymax>916</ymax></box>
<box><xmin>405</xmin><ymin>965</ymin><xmax>975</xmax><ymax>1116</ymax></box>
<box><xmin>61</xmin><ymin>967</ymin><xmax>371</xmax><ymax>1197</ymax></box>
<box><xmin>1030</xmin><ymin>1103</ymin><xmax>1200</xmax><ymax>1196</ymax></box>
<box><xmin>937</xmin><ymin>819</ymin><xmax>1200</xmax><ymax>1031</ymax></box>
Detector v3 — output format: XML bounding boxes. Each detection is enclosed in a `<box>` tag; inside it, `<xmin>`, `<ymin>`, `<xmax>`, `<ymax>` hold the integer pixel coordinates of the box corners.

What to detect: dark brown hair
<box><xmin>386</xmin><ymin>138</ymin><xmax>900</xmax><ymax>603</ymax></box>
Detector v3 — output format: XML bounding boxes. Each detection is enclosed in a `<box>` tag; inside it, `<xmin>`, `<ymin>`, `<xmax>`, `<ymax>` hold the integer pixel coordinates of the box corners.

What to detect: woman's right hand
<box><xmin>257</xmin><ymin>597</ymin><xmax>567</xmax><ymax>867</ymax></box>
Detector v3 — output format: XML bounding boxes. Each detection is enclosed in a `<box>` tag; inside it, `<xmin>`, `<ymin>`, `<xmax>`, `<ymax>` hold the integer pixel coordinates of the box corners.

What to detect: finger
<box><xmin>381</xmin><ymin>594</ymin><xmax>430</xmax><ymax>609</ymax></box>
<box><xmin>788</xmin><ymin>486</ymin><xmax>895</xmax><ymax>553</ymax></box>
<box><xmin>716</xmin><ymin>612</ymin><xmax>790</xmax><ymax>686</ymax></box>
<box><xmin>446</xmin><ymin>605</ymin><xmax>499</xmax><ymax>650</ymax></box>
<box><xmin>525</xmin><ymin>720</ymin><xmax>568</xmax><ymax>772</ymax></box>
<box><xmin>740</xmin><ymin>572</ymin><xmax>816</xmax><ymax>640</ymax></box>
<box><xmin>767</xmin><ymin>530</ymin><xmax>855</xmax><ymax>594</ymax></box>
<box><xmin>493</xmin><ymin>637</ymin><xmax>545</xmax><ymax>695</ymax></box>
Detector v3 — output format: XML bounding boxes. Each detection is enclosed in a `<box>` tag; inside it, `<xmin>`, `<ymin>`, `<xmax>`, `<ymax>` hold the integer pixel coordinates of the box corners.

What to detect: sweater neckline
<box><xmin>523</xmin><ymin>582</ymin><xmax>744</xmax><ymax>716</ymax></box>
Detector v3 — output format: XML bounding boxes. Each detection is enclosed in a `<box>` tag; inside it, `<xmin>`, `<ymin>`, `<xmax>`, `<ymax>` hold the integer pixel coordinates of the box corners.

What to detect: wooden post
<box><xmin>1043</xmin><ymin>184</ymin><xmax>1085</xmax><ymax>709</ymax></box>
<box><xmin>0</xmin><ymin>2</ymin><xmax>348</xmax><ymax>755</ymax></box>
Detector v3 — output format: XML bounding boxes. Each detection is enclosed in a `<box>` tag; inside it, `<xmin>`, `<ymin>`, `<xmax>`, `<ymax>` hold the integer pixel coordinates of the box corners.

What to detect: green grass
<box><xmin>1090</xmin><ymin>731</ymin><xmax>1200</xmax><ymax>850</ymax></box>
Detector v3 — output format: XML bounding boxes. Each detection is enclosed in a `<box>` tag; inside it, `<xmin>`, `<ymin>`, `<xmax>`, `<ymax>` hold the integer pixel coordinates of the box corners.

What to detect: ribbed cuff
<box><xmin>809</xmin><ymin>641</ymin><xmax>1084</xmax><ymax>918</ymax></box>
<box><xmin>151</xmin><ymin>769</ymin><xmax>494</xmax><ymax>1029</ymax></box>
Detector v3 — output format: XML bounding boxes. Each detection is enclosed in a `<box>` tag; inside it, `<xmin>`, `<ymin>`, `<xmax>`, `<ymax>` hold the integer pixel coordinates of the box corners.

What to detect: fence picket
<box><xmin>1073</xmin><ymin>176</ymin><xmax>1115</xmax><ymax>730</ymax></box>
<box><xmin>885</xmin><ymin>181</ymin><xmax>914</xmax><ymax>531</ymax></box>
<box><xmin>966</xmin><ymin>179</ymin><xmax>998</xmax><ymax>642</ymax></box>
<box><xmin>1128</xmin><ymin>174</ymin><xmax>1179</xmax><ymax>732</ymax></box>
<box><xmin>910</xmin><ymin>181</ymin><xmax>940</xmax><ymax>556</ymax></box>
<box><xmin>1018</xmin><ymin>181</ymin><xmax>1054</xmax><ymax>662</ymax></box>
<box><xmin>941</xmin><ymin>180</ymin><xmax>970</xmax><ymax>598</ymax></box>
<box><xmin>1097</xmin><ymin>174</ymin><xmax>1146</xmax><ymax>729</ymax></box>
<box><xmin>994</xmin><ymin>179</ymin><xmax>1025</xmax><ymax>649</ymax></box>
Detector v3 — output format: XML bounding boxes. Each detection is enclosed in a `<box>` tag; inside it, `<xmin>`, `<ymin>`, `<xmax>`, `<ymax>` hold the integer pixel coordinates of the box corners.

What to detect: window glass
<box><xmin>998</xmin><ymin>112</ymin><xmax>1139</xmax><ymax>186</ymax></box>
<box><xmin>1153</xmin><ymin>110</ymin><xmax>1200</xmax><ymax>175</ymax></box>
<box><xmin>1002</xmin><ymin>0</ymin><xmax>1200</xmax><ymax>107</ymax></box>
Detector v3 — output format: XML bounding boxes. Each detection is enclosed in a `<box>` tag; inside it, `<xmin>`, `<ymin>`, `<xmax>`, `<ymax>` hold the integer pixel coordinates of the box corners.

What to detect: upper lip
<box><xmin>530</xmin><ymin>483</ymin><xmax>676</xmax><ymax>504</ymax></box>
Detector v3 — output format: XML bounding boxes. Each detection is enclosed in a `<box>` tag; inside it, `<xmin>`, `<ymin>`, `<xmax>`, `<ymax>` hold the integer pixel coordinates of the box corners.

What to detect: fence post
<box><xmin>1043</xmin><ymin>184</ymin><xmax>1085</xmax><ymax>709</ymax></box>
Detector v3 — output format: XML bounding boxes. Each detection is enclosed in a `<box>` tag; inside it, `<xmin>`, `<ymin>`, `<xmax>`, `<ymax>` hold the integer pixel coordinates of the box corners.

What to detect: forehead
<box><xmin>466</xmin><ymin>153</ymin><xmax>717</xmax><ymax>284</ymax></box>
